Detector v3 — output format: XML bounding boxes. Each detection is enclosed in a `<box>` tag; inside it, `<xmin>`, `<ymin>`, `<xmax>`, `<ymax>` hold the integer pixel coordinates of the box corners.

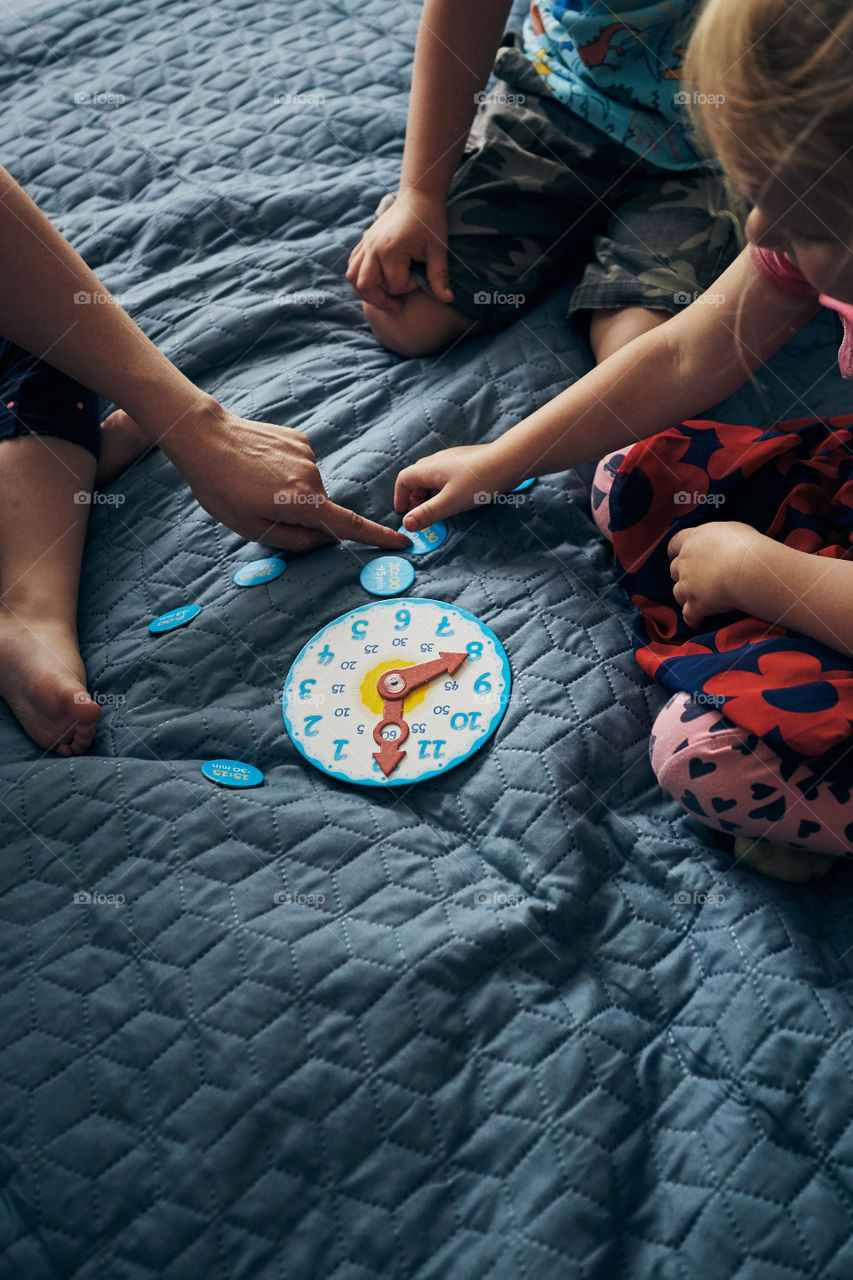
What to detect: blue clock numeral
<box><xmin>333</xmin><ymin>740</ymin><xmax>349</xmax><ymax>760</ymax></box>
<box><xmin>304</xmin><ymin>715</ymin><xmax>322</xmax><ymax>736</ymax></box>
<box><xmin>450</xmin><ymin>711</ymin><xmax>482</xmax><ymax>730</ymax></box>
<box><xmin>351</xmin><ymin>620</ymin><xmax>368</xmax><ymax>639</ymax></box>
<box><xmin>466</xmin><ymin>641</ymin><xmax>483</xmax><ymax>661</ymax></box>
<box><xmin>418</xmin><ymin>740</ymin><xmax>447</xmax><ymax>759</ymax></box>
<box><xmin>395</xmin><ymin>609</ymin><xmax>410</xmax><ymax>630</ymax></box>
<box><xmin>317</xmin><ymin>644</ymin><xmax>334</xmax><ymax>666</ymax></box>
<box><xmin>436</xmin><ymin>616</ymin><xmax>454</xmax><ymax>636</ymax></box>
<box><xmin>298</xmin><ymin>678</ymin><xmax>316</xmax><ymax>699</ymax></box>
<box><xmin>473</xmin><ymin>671</ymin><xmax>491</xmax><ymax>693</ymax></box>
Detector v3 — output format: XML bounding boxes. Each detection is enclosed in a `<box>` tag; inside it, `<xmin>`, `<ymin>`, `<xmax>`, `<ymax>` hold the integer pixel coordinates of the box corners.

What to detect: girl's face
<box><xmin>743</xmin><ymin>173</ymin><xmax>853</xmax><ymax>302</ymax></box>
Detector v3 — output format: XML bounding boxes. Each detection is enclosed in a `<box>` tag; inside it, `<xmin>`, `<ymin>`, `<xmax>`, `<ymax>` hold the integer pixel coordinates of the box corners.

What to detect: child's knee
<box><xmin>649</xmin><ymin>693</ymin><xmax>735</xmax><ymax>808</ymax></box>
<box><xmin>363</xmin><ymin>295</ymin><xmax>471</xmax><ymax>358</ymax></box>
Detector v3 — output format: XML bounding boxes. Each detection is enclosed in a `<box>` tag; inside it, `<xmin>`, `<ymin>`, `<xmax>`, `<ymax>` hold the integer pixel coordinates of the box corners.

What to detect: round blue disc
<box><xmin>148</xmin><ymin>604</ymin><xmax>202</xmax><ymax>633</ymax></box>
<box><xmin>233</xmin><ymin>556</ymin><xmax>287</xmax><ymax>587</ymax></box>
<box><xmin>404</xmin><ymin>521</ymin><xmax>448</xmax><ymax>555</ymax></box>
<box><xmin>359</xmin><ymin>556</ymin><xmax>415</xmax><ymax>597</ymax></box>
<box><xmin>201</xmin><ymin>759</ymin><xmax>265</xmax><ymax>788</ymax></box>
<box><xmin>512</xmin><ymin>477</ymin><xmax>536</xmax><ymax>492</ymax></box>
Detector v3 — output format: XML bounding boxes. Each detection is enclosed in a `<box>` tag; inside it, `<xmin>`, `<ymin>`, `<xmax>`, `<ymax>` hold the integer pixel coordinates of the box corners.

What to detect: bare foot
<box><xmin>0</xmin><ymin>610</ymin><xmax>101</xmax><ymax>754</ymax></box>
<box><xmin>96</xmin><ymin>410</ymin><xmax>153</xmax><ymax>488</ymax></box>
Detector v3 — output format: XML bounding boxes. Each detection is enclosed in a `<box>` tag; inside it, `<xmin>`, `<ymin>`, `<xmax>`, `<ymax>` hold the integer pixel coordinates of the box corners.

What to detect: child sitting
<box><xmin>392</xmin><ymin>0</ymin><xmax>853</xmax><ymax>871</ymax></box>
<box><xmin>347</xmin><ymin>0</ymin><xmax>745</xmax><ymax>364</ymax></box>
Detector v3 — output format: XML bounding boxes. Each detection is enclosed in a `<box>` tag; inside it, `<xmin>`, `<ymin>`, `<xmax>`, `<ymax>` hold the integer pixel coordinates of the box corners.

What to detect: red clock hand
<box><xmin>372</xmin><ymin>698</ymin><xmax>409</xmax><ymax>778</ymax></box>
<box><xmin>371</xmin><ymin>652</ymin><xmax>468</xmax><ymax>779</ymax></box>
<box><xmin>376</xmin><ymin>652</ymin><xmax>468</xmax><ymax>700</ymax></box>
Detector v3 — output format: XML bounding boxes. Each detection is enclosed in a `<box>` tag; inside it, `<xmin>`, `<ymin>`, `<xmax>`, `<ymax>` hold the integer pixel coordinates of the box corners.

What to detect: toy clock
<box><xmin>282</xmin><ymin>599</ymin><xmax>511</xmax><ymax>786</ymax></box>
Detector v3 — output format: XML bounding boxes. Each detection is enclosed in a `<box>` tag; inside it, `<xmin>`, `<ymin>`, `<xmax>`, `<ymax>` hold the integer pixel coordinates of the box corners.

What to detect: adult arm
<box><xmin>0</xmin><ymin>167</ymin><xmax>409</xmax><ymax>552</ymax></box>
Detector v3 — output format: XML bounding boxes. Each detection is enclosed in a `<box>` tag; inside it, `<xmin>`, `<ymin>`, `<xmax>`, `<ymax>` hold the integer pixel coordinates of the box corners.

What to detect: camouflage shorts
<box><xmin>376</xmin><ymin>34</ymin><xmax>746</xmax><ymax>329</ymax></box>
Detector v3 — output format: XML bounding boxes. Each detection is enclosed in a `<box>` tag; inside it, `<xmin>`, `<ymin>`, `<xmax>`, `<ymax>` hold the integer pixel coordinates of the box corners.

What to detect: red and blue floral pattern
<box><xmin>596</xmin><ymin>414</ymin><xmax>853</xmax><ymax>761</ymax></box>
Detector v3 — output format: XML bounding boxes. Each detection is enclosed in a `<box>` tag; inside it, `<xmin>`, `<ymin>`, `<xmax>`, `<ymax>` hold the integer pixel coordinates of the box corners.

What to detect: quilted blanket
<box><xmin>2</xmin><ymin>2</ymin><xmax>853</xmax><ymax>1277</ymax></box>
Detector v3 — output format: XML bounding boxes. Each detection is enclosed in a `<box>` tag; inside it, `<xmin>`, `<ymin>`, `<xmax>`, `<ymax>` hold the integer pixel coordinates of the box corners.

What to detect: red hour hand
<box><xmin>376</xmin><ymin>652</ymin><xmax>467</xmax><ymax>701</ymax></box>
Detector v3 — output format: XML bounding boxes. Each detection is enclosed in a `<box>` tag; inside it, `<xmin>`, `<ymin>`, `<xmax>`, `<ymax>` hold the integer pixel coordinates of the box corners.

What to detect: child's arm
<box><xmin>669</xmin><ymin>522</ymin><xmax>853</xmax><ymax>659</ymax></box>
<box><xmin>394</xmin><ymin>247</ymin><xmax>821</xmax><ymax>530</ymax></box>
<box><xmin>347</xmin><ymin>0</ymin><xmax>512</xmax><ymax>311</ymax></box>
<box><xmin>0</xmin><ymin>168</ymin><xmax>409</xmax><ymax>552</ymax></box>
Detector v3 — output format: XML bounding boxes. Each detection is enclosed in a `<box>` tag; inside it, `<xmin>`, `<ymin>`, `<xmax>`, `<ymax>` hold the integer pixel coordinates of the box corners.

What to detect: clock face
<box><xmin>282</xmin><ymin>598</ymin><xmax>511</xmax><ymax>787</ymax></box>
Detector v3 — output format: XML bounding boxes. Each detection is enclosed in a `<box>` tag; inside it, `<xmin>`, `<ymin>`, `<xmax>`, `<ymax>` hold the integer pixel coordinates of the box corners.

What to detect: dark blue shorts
<box><xmin>0</xmin><ymin>338</ymin><xmax>100</xmax><ymax>459</ymax></box>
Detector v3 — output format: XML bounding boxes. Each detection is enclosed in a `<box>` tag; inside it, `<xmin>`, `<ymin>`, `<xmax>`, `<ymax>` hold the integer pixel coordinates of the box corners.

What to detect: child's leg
<box><xmin>0</xmin><ymin>339</ymin><xmax>105</xmax><ymax>755</ymax></box>
<box><xmin>363</xmin><ymin>290</ymin><xmax>474</xmax><ymax>361</ymax></box>
<box><xmin>96</xmin><ymin>409</ymin><xmax>153</xmax><ymax>488</ymax></box>
<box><xmin>362</xmin><ymin>38</ymin><xmax>623</xmax><ymax>359</ymax></box>
<box><xmin>651</xmin><ymin>692</ymin><xmax>851</xmax><ymax>859</ymax></box>
<box><xmin>576</xmin><ymin>171</ymin><xmax>746</xmax><ymax>362</ymax></box>
<box><xmin>588</xmin><ymin>307</ymin><xmax>669</xmax><ymax>363</ymax></box>
<box><xmin>0</xmin><ymin>432</ymin><xmax>101</xmax><ymax>754</ymax></box>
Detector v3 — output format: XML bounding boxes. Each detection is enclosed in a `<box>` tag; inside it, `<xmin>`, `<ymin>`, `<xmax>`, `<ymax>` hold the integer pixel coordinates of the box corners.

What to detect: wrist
<box><xmin>133</xmin><ymin>389</ymin><xmax>228</xmax><ymax>467</ymax></box>
<box><xmin>730</xmin><ymin>528</ymin><xmax>783</xmax><ymax>616</ymax></box>
<box><xmin>484</xmin><ymin>435</ymin><xmax>533</xmax><ymax>492</ymax></box>
<box><xmin>397</xmin><ymin>178</ymin><xmax>449</xmax><ymax>204</ymax></box>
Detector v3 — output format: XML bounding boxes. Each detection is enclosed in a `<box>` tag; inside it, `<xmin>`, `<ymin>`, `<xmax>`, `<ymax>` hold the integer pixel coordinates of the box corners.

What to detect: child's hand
<box><xmin>667</xmin><ymin>521</ymin><xmax>768</xmax><ymax>627</ymax></box>
<box><xmin>347</xmin><ymin>190</ymin><xmax>454</xmax><ymax>312</ymax></box>
<box><xmin>394</xmin><ymin>443</ymin><xmax>520</xmax><ymax>531</ymax></box>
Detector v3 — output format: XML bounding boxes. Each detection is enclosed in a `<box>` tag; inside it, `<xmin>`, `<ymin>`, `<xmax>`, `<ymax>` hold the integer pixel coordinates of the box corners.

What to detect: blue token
<box><xmin>201</xmin><ymin>758</ymin><xmax>265</xmax><ymax>788</ymax></box>
<box><xmin>148</xmin><ymin>604</ymin><xmax>202</xmax><ymax>633</ymax></box>
<box><xmin>359</xmin><ymin>556</ymin><xmax>415</xmax><ymax>597</ymax></box>
<box><xmin>405</xmin><ymin>521</ymin><xmax>448</xmax><ymax>555</ymax></box>
<box><xmin>233</xmin><ymin>556</ymin><xmax>287</xmax><ymax>587</ymax></box>
<box><xmin>512</xmin><ymin>477</ymin><xmax>536</xmax><ymax>492</ymax></box>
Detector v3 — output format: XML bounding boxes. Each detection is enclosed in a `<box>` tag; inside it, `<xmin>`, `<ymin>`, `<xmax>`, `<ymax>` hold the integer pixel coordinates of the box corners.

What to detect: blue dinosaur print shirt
<box><xmin>522</xmin><ymin>1</ymin><xmax>705</xmax><ymax>169</ymax></box>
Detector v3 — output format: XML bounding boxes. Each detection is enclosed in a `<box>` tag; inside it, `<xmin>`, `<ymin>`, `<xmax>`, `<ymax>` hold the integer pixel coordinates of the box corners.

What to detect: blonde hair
<box><xmin>684</xmin><ymin>0</ymin><xmax>853</xmax><ymax>202</ymax></box>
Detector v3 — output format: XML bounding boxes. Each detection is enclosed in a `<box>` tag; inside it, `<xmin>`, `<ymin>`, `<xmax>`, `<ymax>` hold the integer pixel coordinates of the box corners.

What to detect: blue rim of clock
<box><xmin>282</xmin><ymin>598</ymin><xmax>512</xmax><ymax>788</ymax></box>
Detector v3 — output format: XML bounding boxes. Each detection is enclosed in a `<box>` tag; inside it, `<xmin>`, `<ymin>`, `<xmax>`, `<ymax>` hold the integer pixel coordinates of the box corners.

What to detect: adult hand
<box><xmin>167</xmin><ymin>403</ymin><xmax>411</xmax><ymax>553</ymax></box>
